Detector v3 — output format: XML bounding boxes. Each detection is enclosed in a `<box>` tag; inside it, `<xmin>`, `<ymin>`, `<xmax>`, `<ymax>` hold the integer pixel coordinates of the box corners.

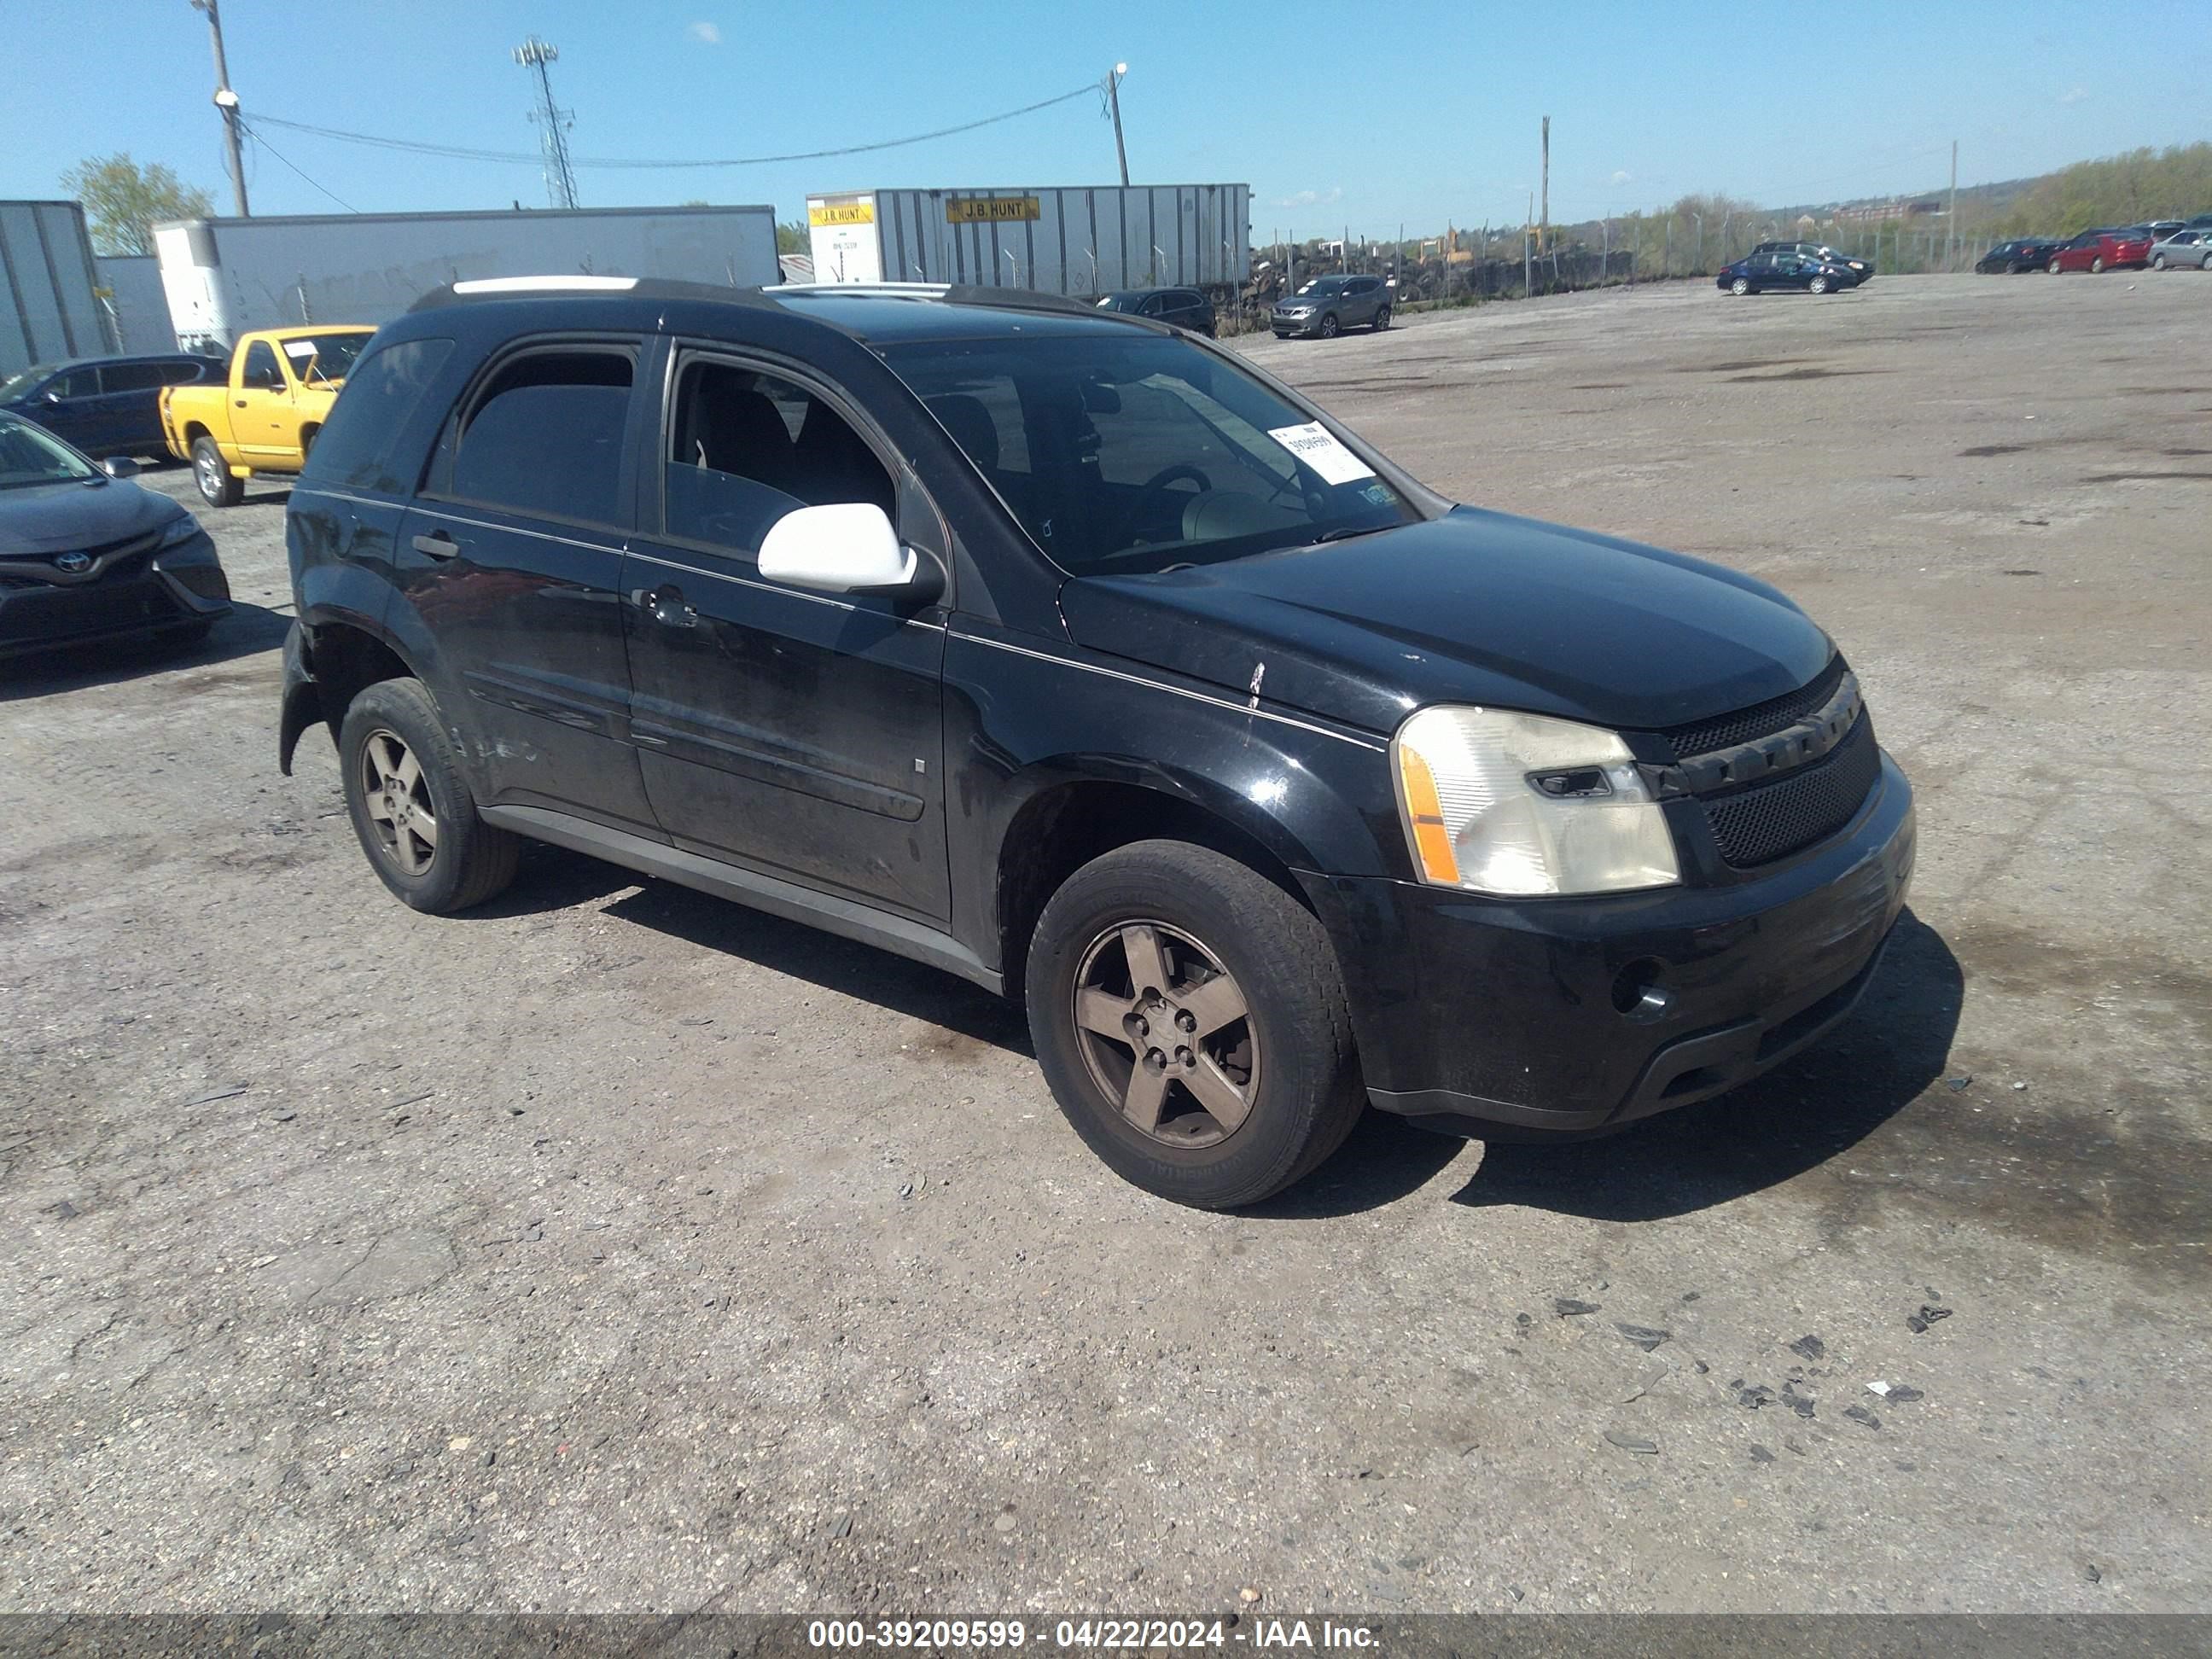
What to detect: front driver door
<box><xmin>620</xmin><ymin>346</ymin><xmax>952</xmax><ymax>925</ymax></box>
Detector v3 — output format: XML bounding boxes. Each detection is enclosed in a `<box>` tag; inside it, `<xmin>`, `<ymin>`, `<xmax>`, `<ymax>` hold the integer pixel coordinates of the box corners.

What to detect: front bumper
<box><xmin>1304</xmin><ymin>751</ymin><xmax>1915</xmax><ymax>1138</ymax></box>
<box><xmin>1272</xmin><ymin>313</ymin><xmax>1317</xmax><ymax>335</ymax></box>
<box><xmin>0</xmin><ymin>530</ymin><xmax>230</xmax><ymax>660</ymax></box>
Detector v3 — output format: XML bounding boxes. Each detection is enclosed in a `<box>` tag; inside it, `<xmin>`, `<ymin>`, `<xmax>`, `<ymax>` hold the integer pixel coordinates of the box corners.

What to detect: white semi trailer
<box><xmin>153</xmin><ymin>204</ymin><xmax>781</xmax><ymax>352</ymax></box>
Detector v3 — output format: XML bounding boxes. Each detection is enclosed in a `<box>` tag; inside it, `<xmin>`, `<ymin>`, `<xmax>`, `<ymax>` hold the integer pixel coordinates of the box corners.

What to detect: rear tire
<box><xmin>191</xmin><ymin>436</ymin><xmax>242</xmax><ymax>508</ymax></box>
<box><xmin>1025</xmin><ymin>841</ymin><xmax>1365</xmax><ymax>1209</ymax></box>
<box><xmin>1731</xmin><ymin>277</ymin><xmax>1751</xmax><ymax>295</ymax></box>
<box><xmin>339</xmin><ymin>678</ymin><xmax>520</xmax><ymax>915</ymax></box>
<box><xmin>1372</xmin><ymin>306</ymin><xmax>1391</xmax><ymax>331</ymax></box>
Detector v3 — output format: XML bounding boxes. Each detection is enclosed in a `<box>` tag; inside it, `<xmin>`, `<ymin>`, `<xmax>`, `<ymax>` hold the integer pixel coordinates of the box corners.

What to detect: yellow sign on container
<box><xmin>809</xmin><ymin>201</ymin><xmax>875</xmax><ymax>227</ymax></box>
<box><xmin>945</xmin><ymin>196</ymin><xmax>1040</xmax><ymax>224</ymax></box>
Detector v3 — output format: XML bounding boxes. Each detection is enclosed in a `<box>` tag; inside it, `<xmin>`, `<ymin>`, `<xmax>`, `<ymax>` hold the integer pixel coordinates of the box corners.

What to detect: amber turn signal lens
<box><xmin>1396</xmin><ymin>743</ymin><xmax>1461</xmax><ymax>886</ymax></box>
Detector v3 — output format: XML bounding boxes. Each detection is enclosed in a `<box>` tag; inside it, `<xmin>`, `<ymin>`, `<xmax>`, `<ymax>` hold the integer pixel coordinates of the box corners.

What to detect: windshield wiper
<box><xmin>1309</xmin><ymin>525</ymin><xmax>1387</xmax><ymax>545</ymax></box>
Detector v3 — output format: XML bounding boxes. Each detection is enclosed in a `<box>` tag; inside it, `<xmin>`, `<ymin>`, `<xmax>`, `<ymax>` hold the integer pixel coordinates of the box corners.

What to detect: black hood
<box><xmin>0</xmin><ymin>476</ymin><xmax>183</xmax><ymax>557</ymax></box>
<box><xmin>1057</xmin><ymin>507</ymin><xmax>1834</xmax><ymax>735</ymax></box>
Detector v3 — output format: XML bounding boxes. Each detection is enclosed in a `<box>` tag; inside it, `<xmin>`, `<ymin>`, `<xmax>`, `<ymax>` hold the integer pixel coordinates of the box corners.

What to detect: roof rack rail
<box><xmin>773</xmin><ymin>282</ymin><xmax>1098</xmax><ymax>317</ymax></box>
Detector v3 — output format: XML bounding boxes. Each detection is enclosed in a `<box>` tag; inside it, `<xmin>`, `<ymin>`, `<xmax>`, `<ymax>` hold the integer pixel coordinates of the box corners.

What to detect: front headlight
<box><xmin>1392</xmin><ymin>706</ymin><xmax>1680</xmax><ymax>896</ymax></box>
<box><xmin>156</xmin><ymin>514</ymin><xmax>204</xmax><ymax>550</ymax></box>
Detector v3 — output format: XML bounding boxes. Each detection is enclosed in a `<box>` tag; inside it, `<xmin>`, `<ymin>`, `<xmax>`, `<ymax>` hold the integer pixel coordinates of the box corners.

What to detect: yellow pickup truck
<box><xmin>160</xmin><ymin>325</ymin><xmax>375</xmax><ymax>507</ymax></box>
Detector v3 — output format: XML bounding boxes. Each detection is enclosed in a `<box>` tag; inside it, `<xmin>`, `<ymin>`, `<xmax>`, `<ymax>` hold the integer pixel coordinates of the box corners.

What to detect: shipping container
<box><xmin>95</xmin><ymin>255</ymin><xmax>177</xmax><ymax>355</ymax></box>
<box><xmin>152</xmin><ymin>204</ymin><xmax>781</xmax><ymax>352</ymax></box>
<box><xmin>806</xmin><ymin>185</ymin><xmax>1250</xmax><ymax>297</ymax></box>
<box><xmin>0</xmin><ymin>200</ymin><xmax>119</xmax><ymax>378</ymax></box>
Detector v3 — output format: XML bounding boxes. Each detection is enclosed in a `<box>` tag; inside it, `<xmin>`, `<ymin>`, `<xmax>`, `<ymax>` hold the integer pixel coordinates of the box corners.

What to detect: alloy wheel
<box><xmin>359</xmin><ymin>728</ymin><xmax>439</xmax><ymax>876</ymax></box>
<box><xmin>195</xmin><ymin>448</ymin><xmax>224</xmax><ymax>501</ymax></box>
<box><xmin>1732</xmin><ymin>277</ymin><xmax>1750</xmax><ymax>295</ymax></box>
<box><xmin>1071</xmin><ymin>920</ymin><xmax>1260</xmax><ymax>1149</ymax></box>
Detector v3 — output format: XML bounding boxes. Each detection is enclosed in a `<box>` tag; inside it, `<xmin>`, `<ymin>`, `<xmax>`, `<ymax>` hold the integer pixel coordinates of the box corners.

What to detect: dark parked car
<box><xmin>2139</xmin><ymin>220</ymin><xmax>2186</xmax><ymax>242</ymax></box>
<box><xmin>0</xmin><ymin>353</ymin><xmax>225</xmax><ymax>459</ymax></box>
<box><xmin>1976</xmin><ymin>238</ymin><xmax>2062</xmax><ymax>274</ymax></box>
<box><xmin>2048</xmin><ymin>228</ymin><xmax>2153</xmax><ymax>272</ymax></box>
<box><xmin>0</xmin><ymin>410</ymin><xmax>230</xmax><ymax>660</ymax></box>
<box><xmin>1716</xmin><ymin>252</ymin><xmax>1857</xmax><ymax>294</ymax></box>
<box><xmin>1094</xmin><ymin>288</ymin><xmax>1216</xmax><ymax>335</ymax></box>
<box><xmin>1271</xmin><ymin>274</ymin><xmax>1392</xmax><ymax>337</ymax></box>
<box><xmin>1750</xmin><ymin>241</ymin><xmax>1873</xmax><ymax>282</ymax></box>
<box><xmin>279</xmin><ymin>279</ymin><xmax>1912</xmax><ymax>1208</ymax></box>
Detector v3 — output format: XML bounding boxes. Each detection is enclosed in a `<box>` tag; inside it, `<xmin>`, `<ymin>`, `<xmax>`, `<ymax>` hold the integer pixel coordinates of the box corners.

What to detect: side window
<box><xmin>241</xmin><ymin>341</ymin><xmax>284</xmax><ymax>391</ymax></box>
<box><xmin>663</xmin><ymin>357</ymin><xmax>895</xmax><ymax>556</ymax></box>
<box><xmin>1138</xmin><ymin>293</ymin><xmax>1167</xmax><ymax>316</ymax></box>
<box><xmin>163</xmin><ymin>360</ymin><xmax>210</xmax><ymax>385</ymax></box>
<box><xmin>99</xmin><ymin>362</ymin><xmax>166</xmax><ymax>393</ymax></box>
<box><xmin>299</xmin><ymin>337</ymin><xmax>456</xmax><ymax>494</ymax></box>
<box><xmin>46</xmin><ymin>369</ymin><xmax>100</xmax><ymax>399</ymax></box>
<box><xmin>445</xmin><ymin>348</ymin><xmax>635</xmax><ymax>526</ymax></box>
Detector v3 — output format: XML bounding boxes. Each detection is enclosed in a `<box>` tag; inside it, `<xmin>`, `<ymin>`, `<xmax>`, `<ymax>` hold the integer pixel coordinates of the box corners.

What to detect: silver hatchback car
<box><xmin>1272</xmin><ymin>274</ymin><xmax>1392</xmax><ymax>338</ymax></box>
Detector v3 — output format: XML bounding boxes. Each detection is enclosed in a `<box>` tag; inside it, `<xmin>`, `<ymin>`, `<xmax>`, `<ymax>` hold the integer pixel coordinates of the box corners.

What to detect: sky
<box><xmin>5</xmin><ymin>0</ymin><xmax>2209</xmax><ymax>237</ymax></box>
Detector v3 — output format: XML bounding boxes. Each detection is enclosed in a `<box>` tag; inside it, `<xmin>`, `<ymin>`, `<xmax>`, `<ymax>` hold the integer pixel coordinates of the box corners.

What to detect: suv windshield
<box><xmin>279</xmin><ymin>332</ymin><xmax>370</xmax><ymax>387</ymax></box>
<box><xmin>0</xmin><ymin>413</ymin><xmax>98</xmax><ymax>488</ymax></box>
<box><xmin>883</xmin><ymin>331</ymin><xmax>1421</xmax><ymax>576</ymax></box>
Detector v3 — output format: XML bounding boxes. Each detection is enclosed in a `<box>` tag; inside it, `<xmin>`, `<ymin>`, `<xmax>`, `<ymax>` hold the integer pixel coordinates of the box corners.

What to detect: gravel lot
<box><xmin>4</xmin><ymin>273</ymin><xmax>2209</xmax><ymax>1616</ymax></box>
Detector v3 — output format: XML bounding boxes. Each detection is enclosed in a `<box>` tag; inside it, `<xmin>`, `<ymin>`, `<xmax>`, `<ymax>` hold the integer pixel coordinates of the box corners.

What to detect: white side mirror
<box><xmin>757</xmin><ymin>502</ymin><xmax>929</xmax><ymax>597</ymax></box>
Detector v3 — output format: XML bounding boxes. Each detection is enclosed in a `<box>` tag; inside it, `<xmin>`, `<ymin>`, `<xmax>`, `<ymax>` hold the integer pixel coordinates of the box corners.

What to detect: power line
<box><xmin>240</xmin><ymin>120</ymin><xmax>360</xmax><ymax>212</ymax></box>
<box><xmin>246</xmin><ymin>81</ymin><xmax>1105</xmax><ymax>173</ymax></box>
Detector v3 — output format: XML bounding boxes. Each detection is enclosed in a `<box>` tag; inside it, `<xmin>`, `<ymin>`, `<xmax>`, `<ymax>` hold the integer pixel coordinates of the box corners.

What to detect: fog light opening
<box><xmin>1611</xmin><ymin>958</ymin><xmax>1673</xmax><ymax>1021</ymax></box>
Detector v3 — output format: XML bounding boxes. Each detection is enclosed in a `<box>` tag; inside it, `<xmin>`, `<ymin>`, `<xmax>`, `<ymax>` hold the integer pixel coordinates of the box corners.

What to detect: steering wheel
<box><xmin>1129</xmin><ymin>464</ymin><xmax>1213</xmax><ymax>541</ymax></box>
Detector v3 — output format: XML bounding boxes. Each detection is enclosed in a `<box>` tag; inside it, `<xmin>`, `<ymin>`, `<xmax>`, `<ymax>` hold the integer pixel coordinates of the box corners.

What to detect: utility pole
<box><xmin>515</xmin><ymin>36</ymin><xmax>579</xmax><ymax>210</ymax></box>
<box><xmin>1106</xmin><ymin>64</ymin><xmax>1131</xmax><ymax>187</ymax></box>
<box><xmin>190</xmin><ymin>0</ymin><xmax>249</xmax><ymax>218</ymax></box>
<box><xmin>1540</xmin><ymin>116</ymin><xmax>1550</xmax><ymax>253</ymax></box>
<box><xmin>1525</xmin><ymin>193</ymin><xmax>1534</xmax><ymax>294</ymax></box>
<box><xmin>1947</xmin><ymin>139</ymin><xmax>1959</xmax><ymax>271</ymax></box>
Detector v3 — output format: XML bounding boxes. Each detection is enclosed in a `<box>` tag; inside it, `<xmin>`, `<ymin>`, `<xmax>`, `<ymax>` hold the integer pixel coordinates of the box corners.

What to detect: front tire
<box><xmin>1809</xmin><ymin>275</ymin><xmax>1830</xmax><ymax>294</ymax></box>
<box><xmin>2152</xmin><ymin>254</ymin><xmax>2168</xmax><ymax>271</ymax></box>
<box><xmin>339</xmin><ymin>678</ymin><xmax>520</xmax><ymax>914</ymax></box>
<box><xmin>2090</xmin><ymin>256</ymin><xmax>2105</xmax><ymax>274</ymax></box>
<box><xmin>1318</xmin><ymin>312</ymin><xmax>1341</xmax><ymax>339</ymax></box>
<box><xmin>1025</xmin><ymin>841</ymin><xmax>1365</xmax><ymax>1209</ymax></box>
<box><xmin>191</xmin><ymin>436</ymin><xmax>242</xmax><ymax>508</ymax></box>
<box><xmin>2049</xmin><ymin>258</ymin><xmax>2064</xmax><ymax>275</ymax></box>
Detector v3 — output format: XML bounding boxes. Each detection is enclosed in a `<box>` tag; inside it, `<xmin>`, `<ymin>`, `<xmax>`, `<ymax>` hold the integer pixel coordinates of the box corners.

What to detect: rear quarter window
<box><xmin>298</xmin><ymin>337</ymin><xmax>456</xmax><ymax>495</ymax></box>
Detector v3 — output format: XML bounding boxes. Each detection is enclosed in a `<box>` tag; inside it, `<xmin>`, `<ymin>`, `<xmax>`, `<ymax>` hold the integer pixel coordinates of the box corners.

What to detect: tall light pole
<box><xmin>515</xmin><ymin>36</ymin><xmax>579</xmax><ymax>210</ymax></box>
<box><xmin>1105</xmin><ymin>63</ymin><xmax>1131</xmax><ymax>187</ymax></box>
<box><xmin>190</xmin><ymin>0</ymin><xmax>249</xmax><ymax>217</ymax></box>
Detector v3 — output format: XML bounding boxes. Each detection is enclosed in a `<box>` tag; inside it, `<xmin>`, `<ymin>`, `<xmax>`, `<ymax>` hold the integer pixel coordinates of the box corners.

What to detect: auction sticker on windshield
<box><xmin>1267</xmin><ymin>422</ymin><xmax>1375</xmax><ymax>486</ymax></box>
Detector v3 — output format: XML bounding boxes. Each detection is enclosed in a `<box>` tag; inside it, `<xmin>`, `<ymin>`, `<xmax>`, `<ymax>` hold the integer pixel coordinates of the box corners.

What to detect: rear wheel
<box><xmin>191</xmin><ymin>436</ymin><xmax>242</xmax><ymax>508</ymax></box>
<box><xmin>1026</xmin><ymin>841</ymin><xmax>1365</xmax><ymax>1209</ymax></box>
<box><xmin>1731</xmin><ymin>277</ymin><xmax>1751</xmax><ymax>295</ymax></box>
<box><xmin>1372</xmin><ymin>306</ymin><xmax>1391</xmax><ymax>331</ymax></box>
<box><xmin>339</xmin><ymin>678</ymin><xmax>520</xmax><ymax>914</ymax></box>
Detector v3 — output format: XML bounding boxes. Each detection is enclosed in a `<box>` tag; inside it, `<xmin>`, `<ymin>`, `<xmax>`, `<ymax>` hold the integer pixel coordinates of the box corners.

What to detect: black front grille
<box><xmin>1702</xmin><ymin>713</ymin><xmax>1881</xmax><ymax>868</ymax></box>
<box><xmin>1664</xmin><ymin>655</ymin><xmax>1848</xmax><ymax>760</ymax></box>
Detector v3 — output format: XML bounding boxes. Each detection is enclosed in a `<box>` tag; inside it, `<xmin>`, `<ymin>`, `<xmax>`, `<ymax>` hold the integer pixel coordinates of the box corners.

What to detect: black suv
<box><xmin>279</xmin><ymin>279</ymin><xmax>1914</xmax><ymax>1208</ymax></box>
<box><xmin>1094</xmin><ymin>288</ymin><xmax>1216</xmax><ymax>336</ymax></box>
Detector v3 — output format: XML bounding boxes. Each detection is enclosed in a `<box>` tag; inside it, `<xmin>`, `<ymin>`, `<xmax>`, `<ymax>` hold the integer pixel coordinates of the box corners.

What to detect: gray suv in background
<box><xmin>1272</xmin><ymin>274</ymin><xmax>1392</xmax><ymax>338</ymax></box>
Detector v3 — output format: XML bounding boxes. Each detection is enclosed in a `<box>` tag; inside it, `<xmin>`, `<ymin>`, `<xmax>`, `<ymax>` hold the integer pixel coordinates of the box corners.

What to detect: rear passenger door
<box><xmin>399</xmin><ymin>338</ymin><xmax>657</xmax><ymax>833</ymax></box>
<box><xmin>95</xmin><ymin>361</ymin><xmax>168</xmax><ymax>456</ymax></box>
<box><xmin>620</xmin><ymin>346</ymin><xmax>952</xmax><ymax>924</ymax></box>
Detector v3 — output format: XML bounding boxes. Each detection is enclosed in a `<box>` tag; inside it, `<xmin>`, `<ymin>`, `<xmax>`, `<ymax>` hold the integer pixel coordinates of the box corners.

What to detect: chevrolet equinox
<box><xmin>278</xmin><ymin>278</ymin><xmax>1915</xmax><ymax>1208</ymax></box>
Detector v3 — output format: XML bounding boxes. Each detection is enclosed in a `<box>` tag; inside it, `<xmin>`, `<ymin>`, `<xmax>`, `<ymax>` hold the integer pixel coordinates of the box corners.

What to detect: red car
<box><xmin>2048</xmin><ymin>228</ymin><xmax>2154</xmax><ymax>273</ymax></box>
